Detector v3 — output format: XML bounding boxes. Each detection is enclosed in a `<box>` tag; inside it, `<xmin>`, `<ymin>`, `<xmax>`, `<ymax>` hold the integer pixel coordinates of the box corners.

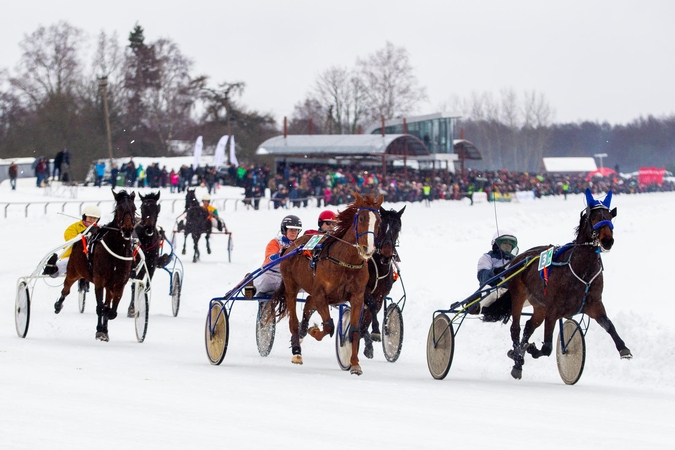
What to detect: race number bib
<box><xmin>538</xmin><ymin>247</ymin><xmax>554</xmax><ymax>271</ymax></box>
<box><xmin>303</xmin><ymin>234</ymin><xmax>323</xmax><ymax>251</ymax></box>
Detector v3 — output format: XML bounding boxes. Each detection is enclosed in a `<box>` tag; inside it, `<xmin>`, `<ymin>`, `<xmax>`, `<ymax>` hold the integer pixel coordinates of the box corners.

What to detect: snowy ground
<box><xmin>1</xmin><ymin>180</ymin><xmax>674</xmax><ymax>449</ymax></box>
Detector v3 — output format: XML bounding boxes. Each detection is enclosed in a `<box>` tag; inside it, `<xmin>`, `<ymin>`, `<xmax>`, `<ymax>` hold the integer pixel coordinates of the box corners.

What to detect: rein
<box><xmin>100</xmin><ymin>240</ymin><xmax>134</xmax><ymax>261</ymax></box>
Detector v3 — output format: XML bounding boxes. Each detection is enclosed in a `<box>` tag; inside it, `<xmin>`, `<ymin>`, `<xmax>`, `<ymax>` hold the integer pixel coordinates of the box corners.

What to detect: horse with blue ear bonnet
<box><xmin>502</xmin><ymin>188</ymin><xmax>630</xmax><ymax>380</ymax></box>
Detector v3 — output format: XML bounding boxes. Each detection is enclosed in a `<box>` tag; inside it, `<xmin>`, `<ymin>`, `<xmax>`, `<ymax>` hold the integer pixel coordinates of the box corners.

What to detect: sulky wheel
<box><xmin>205</xmin><ymin>302</ymin><xmax>229</xmax><ymax>365</ymax></box>
<box><xmin>15</xmin><ymin>281</ymin><xmax>31</xmax><ymax>338</ymax></box>
<box><xmin>134</xmin><ymin>287</ymin><xmax>149</xmax><ymax>343</ymax></box>
<box><xmin>382</xmin><ymin>303</ymin><xmax>404</xmax><ymax>362</ymax></box>
<box><xmin>255</xmin><ymin>301</ymin><xmax>276</xmax><ymax>357</ymax></box>
<box><xmin>227</xmin><ymin>234</ymin><xmax>233</xmax><ymax>263</ymax></box>
<box><xmin>426</xmin><ymin>313</ymin><xmax>455</xmax><ymax>380</ymax></box>
<box><xmin>171</xmin><ymin>272</ymin><xmax>181</xmax><ymax>317</ymax></box>
<box><xmin>556</xmin><ymin>318</ymin><xmax>586</xmax><ymax>385</ymax></box>
<box><xmin>335</xmin><ymin>306</ymin><xmax>352</xmax><ymax>371</ymax></box>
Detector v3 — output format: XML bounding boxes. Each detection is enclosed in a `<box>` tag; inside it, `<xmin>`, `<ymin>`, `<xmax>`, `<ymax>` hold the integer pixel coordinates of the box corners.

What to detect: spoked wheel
<box><xmin>556</xmin><ymin>319</ymin><xmax>586</xmax><ymax>385</ymax></box>
<box><xmin>227</xmin><ymin>234</ymin><xmax>233</xmax><ymax>263</ymax></box>
<box><xmin>171</xmin><ymin>272</ymin><xmax>181</xmax><ymax>317</ymax></box>
<box><xmin>133</xmin><ymin>287</ymin><xmax>149</xmax><ymax>343</ymax></box>
<box><xmin>15</xmin><ymin>281</ymin><xmax>31</xmax><ymax>338</ymax></box>
<box><xmin>255</xmin><ymin>301</ymin><xmax>275</xmax><ymax>357</ymax></box>
<box><xmin>205</xmin><ymin>302</ymin><xmax>229</xmax><ymax>365</ymax></box>
<box><xmin>382</xmin><ymin>303</ymin><xmax>404</xmax><ymax>362</ymax></box>
<box><xmin>426</xmin><ymin>313</ymin><xmax>455</xmax><ymax>380</ymax></box>
<box><xmin>77</xmin><ymin>279</ymin><xmax>88</xmax><ymax>314</ymax></box>
<box><xmin>335</xmin><ymin>306</ymin><xmax>352</xmax><ymax>371</ymax></box>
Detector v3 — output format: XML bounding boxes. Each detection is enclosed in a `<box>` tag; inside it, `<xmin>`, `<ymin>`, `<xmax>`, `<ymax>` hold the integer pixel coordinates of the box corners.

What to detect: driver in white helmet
<box><xmin>42</xmin><ymin>204</ymin><xmax>102</xmax><ymax>278</ymax></box>
<box><xmin>470</xmin><ymin>230</ymin><xmax>519</xmax><ymax>320</ymax></box>
<box><xmin>248</xmin><ymin>215</ymin><xmax>302</xmax><ymax>296</ymax></box>
<box><xmin>201</xmin><ymin>193</ymin><xmax>225</xmax><ymax>231</ymax></box>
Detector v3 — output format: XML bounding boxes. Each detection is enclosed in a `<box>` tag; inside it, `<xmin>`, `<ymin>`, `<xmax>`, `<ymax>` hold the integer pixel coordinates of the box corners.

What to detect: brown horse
<box><xmin>506</xmin><ymin>188</ymin><xmax>631</xmax><ymax>379</ymax></box>
<box><xmin>54</xmin><ymin>190</ymin><xmax>137</xmax><ymax>341</ymax></box>
<box><xmin>180</xmin><ymin>188</ymin><xmax>211</xmax><ymax>262</ymax></box>
<box><xmin>127</xmin><ymin>191</ymin><xmax>162</xmax><ymax>317</ymax></box>
<box><xmin>268</xmin><ymin>193</ymin><xmax>383</xmax><ymax>375</ymax></box>
<box><xmin>360</xmin><ymin>206</ymin><xmax>405</xmax><ymax>359</ymax></box>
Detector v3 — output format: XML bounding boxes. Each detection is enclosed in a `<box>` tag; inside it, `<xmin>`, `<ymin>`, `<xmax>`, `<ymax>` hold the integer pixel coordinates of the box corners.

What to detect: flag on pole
<box><xmin>214</xmin><ymin>135</ymin><xmax>228</xmax><ymax>168</ymax></box>
<box><xmin>229</xmin><ymin>135</ymin><xmax>238</xmax><ymax>167</ymax></box>
<box><xmin>192</xmin><ymin>136</ymin><xmax>203</xmax><ymax>169</ymax></box>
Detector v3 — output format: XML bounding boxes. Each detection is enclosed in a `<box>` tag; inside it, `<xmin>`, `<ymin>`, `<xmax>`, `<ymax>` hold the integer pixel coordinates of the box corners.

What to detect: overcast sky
<box><xmin>2</xmin><ymin>0</ymin><xmax>674</xmax><ymax>126</ymax></box>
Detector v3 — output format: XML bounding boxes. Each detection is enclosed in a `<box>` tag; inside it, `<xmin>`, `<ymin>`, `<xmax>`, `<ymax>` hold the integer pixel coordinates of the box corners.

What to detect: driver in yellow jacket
<box><xmin>43</xmin><ymin>204</ymin><xmax>101</xmax><ymax>277</ymax></box>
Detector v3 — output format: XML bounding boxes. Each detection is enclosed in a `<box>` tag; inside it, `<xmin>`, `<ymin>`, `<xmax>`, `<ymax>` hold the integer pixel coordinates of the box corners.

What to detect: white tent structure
<box><xmin>543</xmin><ymin>157</ymin><xmax>597</xmax><ymax>172</ymax></box>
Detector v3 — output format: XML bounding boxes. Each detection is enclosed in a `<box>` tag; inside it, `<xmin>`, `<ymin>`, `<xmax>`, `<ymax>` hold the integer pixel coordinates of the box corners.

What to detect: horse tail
<box><xmin>268</xmin><ymin>280</ymin><xmax>288</xmax><ymax>321</ymax></box>
<box><xmin>481</xmin><ymin>291</ymin><xmax>513</xmax><ymax>323</ymax></box>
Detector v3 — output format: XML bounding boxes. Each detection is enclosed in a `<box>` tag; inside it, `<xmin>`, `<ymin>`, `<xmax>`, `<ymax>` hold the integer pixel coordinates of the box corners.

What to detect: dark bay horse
<box><xmin>180</xmin><ymin>188</ymin><xmax>211</xmax><ymax>262</ymax></box>
<box><xmin>127</xmin><ymin>192</ymin><xmax>162</xmax><ymax>317</ymax></box>
<box><xmin>55</xmin><ymin>190</ymin><xmax>137</xmax><ymax>341</ymax></box>
<box><xmin>360</xmin><ymin>206</ymin><xmax>405</xmax><ymax>359</ymax></box>
<box><xmin>268</xmin><ymin>193</ymin><xmax>383</xmax><ymax>375</ymax></box>
<box><xmin>506</xmin><ymin>188</ymin><xmax>631</xmax><ymax>379</ymax></box>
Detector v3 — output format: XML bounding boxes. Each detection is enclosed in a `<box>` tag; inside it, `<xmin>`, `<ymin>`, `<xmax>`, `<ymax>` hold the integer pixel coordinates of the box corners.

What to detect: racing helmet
<box><xmin>202</xmin><ymin>193</ymin><xmax>211</xmax><ymax>201</ymax></box>
<box><xmin>318</xmin><ymin>210</ymin><xmax>337</xmax><ymax>227</ymax></box>
<box><xmin>491</xmin><ymin>230</ymin><xmax>518</xmax><ymax>256</ymax></box>
<box><xmin>82</xmin><ymin>204</ymin><xmax>102</xmax><ymax>219</ymax></box>
<box><xmin>280</xmin><ymin>215</ymin><xmax>302</xmax><ymax>234</ymax></box>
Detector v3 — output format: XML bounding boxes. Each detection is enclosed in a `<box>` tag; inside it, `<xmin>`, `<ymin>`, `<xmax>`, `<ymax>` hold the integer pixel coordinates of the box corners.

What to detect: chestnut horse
<box><xmin>268</xmin><ymin>193</ymin><xmax>383</xmax><ymax>375</ymax></box>
<box><xmin>127</xmin><ymin>192</ymin><xmax>162</xmax><ymax>317</ymax></box>
<box><xmin>55</xmin><ymin>190</ymin><xmax>137</xmax><ymax>341</ymax></box>
<box><xmin>360</xmin><ymin>206</ymin><xmax>405</xmax><ymax>359</ymax></box>
<box><xmin>506</xmin><ymin>189</ymin><xmax>631</xmax><ymax>379</ymax></box>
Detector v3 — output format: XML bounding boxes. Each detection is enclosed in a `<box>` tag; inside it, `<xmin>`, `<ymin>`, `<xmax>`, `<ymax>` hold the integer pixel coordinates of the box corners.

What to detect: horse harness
<box><xmin>540</xmin><ymin>242</ymin><xmax>604</xmax><ymax>315</ymax></box>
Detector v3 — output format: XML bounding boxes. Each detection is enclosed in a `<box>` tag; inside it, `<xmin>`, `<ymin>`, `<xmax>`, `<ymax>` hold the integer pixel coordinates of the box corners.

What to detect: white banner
<box><xmin>192</xmin><ymin>136</ymin><xmax>203</xmax><ymax>169</ymax></box>
<box><xmin>229</xmin><ymin>135</ymin><xmax>238</xmax><ymax>167</ymax></box>
<box><xmin>214</xmin><ymin>135</ymin><xmax>228</xmax><ymax>168</ymax></box>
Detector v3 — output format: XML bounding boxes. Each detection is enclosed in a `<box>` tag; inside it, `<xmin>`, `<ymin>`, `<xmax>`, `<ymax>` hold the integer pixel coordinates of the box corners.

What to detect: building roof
<box><xmin>543</xmin><ymin>157</ymin><xmax>598</xmax><ymax>172</ymax></box>
<box><xmin>453</xmin><ymin>139</ymin><xmax>482</xmax><ymax>160</ymax></box>
<box><xmin>363</xmin><ymin>112</ymin><xmax>461</xmax><ymax>134</ymax></box>
<box><xmin>256</xmin><ymin>134</ymin><xmax>430</xmax><ymax>158</ymax></box>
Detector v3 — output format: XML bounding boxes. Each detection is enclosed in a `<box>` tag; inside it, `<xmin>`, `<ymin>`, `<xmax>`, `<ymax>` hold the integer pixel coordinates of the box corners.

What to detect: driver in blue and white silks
<box><xmin>472</xmin><ymin>230</ymin><xmax>518</xmax><ymax>316</ymax></box>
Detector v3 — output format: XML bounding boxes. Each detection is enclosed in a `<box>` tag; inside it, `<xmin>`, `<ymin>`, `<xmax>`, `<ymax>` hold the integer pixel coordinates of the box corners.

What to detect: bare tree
<box><xmin>146</xmin><ymin>38</ymin><xmax>203</xmax><ymax>153</ymax></box>
<box><xmin>313</xmin><ymin>65</ymin><xmax>367</xmax><ymax>134</ymax></box>
<box><xmin>10</xmin><ymin>21</ymin><xmax>84</xmax><ymax>105</ymax></box>
<box><xmin>356</xmin><ymin>41</ymin><xmax>427</xmax><ymax>121</ymax></box>
<box><xmin>289</xmin><ymin>97</ymin><xmax>326</xmax><ymax>134</ymax></box>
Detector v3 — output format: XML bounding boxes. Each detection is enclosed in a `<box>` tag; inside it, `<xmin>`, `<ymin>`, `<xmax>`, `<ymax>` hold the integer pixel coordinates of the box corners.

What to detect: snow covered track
<box><xmin>1</xmin><ymin>184</ymin><xmax>674</xmax><ymax>448</ymax></box>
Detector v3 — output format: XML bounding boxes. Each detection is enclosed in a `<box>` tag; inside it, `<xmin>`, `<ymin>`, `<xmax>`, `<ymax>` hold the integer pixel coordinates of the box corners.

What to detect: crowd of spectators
<box><xmin>93</xmin><ymin>159</ymin><xmax>675</xmax><ymax>207</ymax></box>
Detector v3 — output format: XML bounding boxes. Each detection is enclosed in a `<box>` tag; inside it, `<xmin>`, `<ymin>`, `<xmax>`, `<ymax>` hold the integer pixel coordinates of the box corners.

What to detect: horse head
<box><xmin>377</xmin><ymin>205</ymin><xmax>405</xmax><ymax>259</ymax></box>
<box><xmin>578</xmin><ymin>188</ymin><xmax>617</xmax><ymax>251</ymax></box>
<box><xmin>112</xmin><ymin>189</ymin><xmax>137</xmax><ymax>240</ymax></box>
<box><xmin>185</xmin><ymin>188</ymin><xmax>199</xmax><ymax>210</ymax></box>
<box><xmin>352</xmin><ymin>192</ymin><xmax>383</xmax><ymax>260</ymax></box>
<box><xmin>139</xmin><ymin>191</ymin><xmax>161</xmax><ymax>237</ymax></box>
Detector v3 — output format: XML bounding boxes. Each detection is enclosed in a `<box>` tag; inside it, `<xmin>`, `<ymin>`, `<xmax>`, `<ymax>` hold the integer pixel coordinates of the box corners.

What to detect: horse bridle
<box><xmin>586</xmin><ymin>206</ymin><xmax>614</xmax><ymax>245</ymax></box>
<box><xmin>115</xmin><ymin>195</ymin><xmax>137</xmax><ymax>241</ymax></box>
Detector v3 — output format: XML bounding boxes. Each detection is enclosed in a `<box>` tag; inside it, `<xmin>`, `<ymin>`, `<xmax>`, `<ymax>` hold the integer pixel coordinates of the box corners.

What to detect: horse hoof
<box><xmin>511</xmin><ymin>367</ymin><xmax>522</xmax><ymax>379</ymax></box>
<box><xmin>181</xmin><ymin>250</ymin><xmax>186</xmax><ymax>255</ymax></box>
<box><xmin>127</xmin><ymin>308</ymin><xmax>135</xmax><ymax>318</ymax></box>
<box><xmin>620</xmin><ymin>348</ymin><xmax>633</xmax><ymax>359</ymax></box>
<box><xmin>96</xmin><ymin>332</ymin><xmax>109</xmax><ymax>342</ymax></box>
<box><xmin>364</xmin><ymin>344</ymin><xmax>374</xmax><ymax>359</ymax></box>
<box><xmin>207</xmin><ymin>248</ymin><xmax>211</xmax><ymax>254</ymax></box>
<box><xmin>350</xmin><ymin>365</ymin><xmax>363</xmax><ymax>376</ymax></box>
<box><xmin>54</xmin><ymin>301</ymin><xmax>63</xmax><ymax>314</ymax></box>
<box><xmin>291</xmin><ymin>355</ymin><xmax>303</xmax><ymax>365</ymax></box>
<box><xmin>507</xmin><ymin>349</ymin><xmax>515</xmax><ymax>360</ymax></box>
<box><xmin>371</xmin><ymin>332</ymin><xmax>381</xmax><ymax>342</ymax></box>
<box><xmin>308</xmin><ymin>326</ymin><xmax>323</xmax><ymax>341</ymax></box>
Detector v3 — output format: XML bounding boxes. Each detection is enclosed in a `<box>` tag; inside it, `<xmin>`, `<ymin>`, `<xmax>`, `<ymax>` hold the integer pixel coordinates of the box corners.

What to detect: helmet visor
<box><xmin>495</xmin><ymin>236</ymin><xmax>518</xmax><ymax>256</ymax></box>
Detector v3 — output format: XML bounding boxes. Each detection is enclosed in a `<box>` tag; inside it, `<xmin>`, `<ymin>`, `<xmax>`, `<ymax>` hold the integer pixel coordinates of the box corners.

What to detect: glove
<box><xmin>493</xmin><ymin>266</ymin><xmax>505</xmax><ymax>276</ymax></box>
<box><xmin>269</xmin><ymin>253</ymin><xmax>280</xmax><ymax>261</ymax></box>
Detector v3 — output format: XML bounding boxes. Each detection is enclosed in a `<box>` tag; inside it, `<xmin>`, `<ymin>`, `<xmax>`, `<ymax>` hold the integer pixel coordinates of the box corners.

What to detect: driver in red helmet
<box><xmin>304</xmin><ymin>210</ymin><xmax>337</xmax><ymax>235</ymax></box>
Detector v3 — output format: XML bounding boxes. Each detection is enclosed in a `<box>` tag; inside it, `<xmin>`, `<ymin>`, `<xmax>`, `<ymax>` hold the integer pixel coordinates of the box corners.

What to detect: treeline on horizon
<box><xmin>1</xmin><ymin>21</ymin><xmax>673</xmax><ymax>180</ymax></box>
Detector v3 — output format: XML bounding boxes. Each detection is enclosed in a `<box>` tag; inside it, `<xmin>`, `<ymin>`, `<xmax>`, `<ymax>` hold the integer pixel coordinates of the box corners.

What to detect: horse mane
<box><xmin>332</xmin><ymin>194</ymin><xmax>379</xmax><ymax>238</ymax></box>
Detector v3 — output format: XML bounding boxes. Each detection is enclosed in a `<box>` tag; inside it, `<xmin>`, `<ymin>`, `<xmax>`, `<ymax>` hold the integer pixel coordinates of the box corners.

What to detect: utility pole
<box><xmin>98</xmin><ymin>76</ymin><xmax>114</xmax><ymax>165</ymax></box>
